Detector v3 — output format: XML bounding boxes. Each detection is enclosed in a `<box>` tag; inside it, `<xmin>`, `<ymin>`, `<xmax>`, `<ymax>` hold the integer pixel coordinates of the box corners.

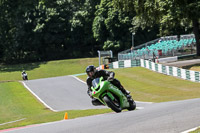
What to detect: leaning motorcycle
<box><xmin>91</xmin><ymin>77</ymin><xmax>136</xmax><ymax>113</ymax></box>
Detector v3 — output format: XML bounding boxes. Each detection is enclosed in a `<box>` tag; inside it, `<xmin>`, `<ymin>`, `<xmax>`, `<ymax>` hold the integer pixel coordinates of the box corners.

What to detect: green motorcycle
<box><xmin>91</xmin><ymin>77</ymin><xmax>136</xmax><ymax>113</ymax></box>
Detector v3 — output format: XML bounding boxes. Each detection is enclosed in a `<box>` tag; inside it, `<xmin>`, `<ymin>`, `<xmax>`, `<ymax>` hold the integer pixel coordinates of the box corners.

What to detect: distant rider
<box><xmin>85</xmin><ymin>65</ymin><xmax>131</xmax><ymax>105</ymax></box>
<box><xmin>21</xmin><ymin>70</ymin><xmax>28</xmax><ymax>80</ymax></box>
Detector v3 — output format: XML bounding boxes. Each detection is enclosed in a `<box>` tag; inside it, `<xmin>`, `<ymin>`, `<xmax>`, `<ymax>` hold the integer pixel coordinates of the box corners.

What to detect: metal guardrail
<box><xmin>118</xmin><ymin>34</ymin><xmax>196</xmax><ymax>61</ymax></box>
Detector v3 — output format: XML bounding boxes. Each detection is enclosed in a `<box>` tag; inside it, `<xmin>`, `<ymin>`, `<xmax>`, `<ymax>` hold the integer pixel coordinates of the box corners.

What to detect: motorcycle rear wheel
<box><xmin>103</xmin><ymin>95</ymin><xmax>121</xmax><ymax>113</ymax></box>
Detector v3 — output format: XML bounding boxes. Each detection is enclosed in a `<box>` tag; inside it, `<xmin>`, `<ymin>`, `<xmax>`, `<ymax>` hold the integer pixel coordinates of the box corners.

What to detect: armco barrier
<box><xmin>109</xmin><ymin>59</ymin><xmax>200</xmax><ymax>83</ymax></box>
<box><xmin>156</xmin><ymin>56</ymin><xmax>178</xmax><ymax>63</ymax></box>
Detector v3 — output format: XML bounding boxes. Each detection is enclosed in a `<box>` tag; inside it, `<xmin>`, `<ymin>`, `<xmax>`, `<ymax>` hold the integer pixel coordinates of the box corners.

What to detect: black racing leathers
<box><xmin>86</xmin><ymin>69</ymin><xmax>127</xmax><ymax>97</ymax></box>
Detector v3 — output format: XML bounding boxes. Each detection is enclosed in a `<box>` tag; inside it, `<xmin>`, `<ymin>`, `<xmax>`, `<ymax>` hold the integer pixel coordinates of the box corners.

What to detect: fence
<box><xmin>118</xmin><ymin>34</ymin><xmax>196</xmax><ymax>61</ymax></box>
<box><xmin>109</xmin><ymin>59</ymin><xmax>200</xmax><ymax>82</ymax></box>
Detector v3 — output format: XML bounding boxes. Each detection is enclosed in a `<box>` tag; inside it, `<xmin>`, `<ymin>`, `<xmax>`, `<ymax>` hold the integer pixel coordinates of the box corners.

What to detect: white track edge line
<box><xmin>0</xmin><ymin>118</ymin><xmax>26</xmax><ymax>126</ymax></box>
<box><xmin>136</xmin><ymin>107</ymin><xmax>144</xmax><ymax>110</ymax></box>
<box><xmin>181</xmin><ymin>126</ymin><xmax>200</xmax><ymax>133</ymax></box>
<box><xmin>21</xmin><ymin>81</ymin><xmax>59</xmax><ymax>112</ymax></box>
<box><xmin>70</xmin><ymin>75</ymin><xmax>86</xmax><ymax>84</ymax></box>
<box><xmin>135</xmin><ymin>101</ymin><xmax>154</xmax><ymax>104</ymax></box>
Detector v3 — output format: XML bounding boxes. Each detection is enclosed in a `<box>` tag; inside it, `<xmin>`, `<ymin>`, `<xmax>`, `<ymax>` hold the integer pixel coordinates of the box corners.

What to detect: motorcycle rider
<box><xmin>21</xmin><ymin>70</ymin><xmax>28</xmax><ymax>80</ymax></box>
<box><xmin>86</xmin><ymin>65</ymin><xmax>131</xmax><ymax>106</ymax></box>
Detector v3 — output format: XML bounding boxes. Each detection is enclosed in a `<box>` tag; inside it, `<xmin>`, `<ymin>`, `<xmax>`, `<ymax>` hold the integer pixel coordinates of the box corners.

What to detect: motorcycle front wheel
<box><xmin>127</xmin><ymin>100</ymin><xmax>136</xmax><ymax>111</ymax></box>
<box><xmin>103</xmin><ymin>95</ymin><xmax>121</xmax><ymax>113</ymax></box>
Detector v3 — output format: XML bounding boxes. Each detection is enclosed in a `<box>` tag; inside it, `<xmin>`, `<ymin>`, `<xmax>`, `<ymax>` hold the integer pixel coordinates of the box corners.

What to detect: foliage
<box><xmin>92</xmin><ymin>0</ymin><xmax>134</xmax><ymax>52</ymax></box>
<box><xmin>0</xmin><ymin>0</ymin><xmax>100</xmax><ymax>63</ymax></box>
<box><xmin>113</xmin><ymin>0</ymin><xmax>200</xmax><ymax>55</ymax></box>
<box><xmin>1</xmin><ymin>0</ymin><xmax>196</xmax><ymax>63</ymax></box>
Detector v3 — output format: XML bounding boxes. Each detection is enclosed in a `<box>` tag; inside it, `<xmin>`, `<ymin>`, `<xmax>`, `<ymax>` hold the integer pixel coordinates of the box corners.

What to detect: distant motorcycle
<box><xmin>91</xmin><ymin>77</ymin><xmax>136</xmax><ymax>113</ymax></box>
<box><xmin>22</xmin><ymin>73</ymin><xmax>28</xmax><ymax>80</ymax></box>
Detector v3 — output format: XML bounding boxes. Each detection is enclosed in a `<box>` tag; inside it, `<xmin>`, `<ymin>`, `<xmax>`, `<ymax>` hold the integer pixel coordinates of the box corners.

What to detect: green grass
<box><xmin>183</xmin><ymin>63</ymin><xmax>200</xmax><ymax>71</ymax></box>
<box><xmin>2</xmin><ymin>58</ymin><xmax>200</xmax><ymax>130</ymax></box>
<box><xmin>0</xmin><ymin>82</ymin><xmax>112</xmax><ymax>130</ymax></box>
<box><xmin>0</xmin><ymin>58</ymin><xmax>99</xmax><ymax>81</ymax></box>
<box><xmin>190</xmin><ymin>128</ymin><xmax>200</xmax><ymax>133</ymax></box>
<box><xmin>79</xmin><ymin>67</ymin><xmax>200</xmax><ymax>102</ymax></box>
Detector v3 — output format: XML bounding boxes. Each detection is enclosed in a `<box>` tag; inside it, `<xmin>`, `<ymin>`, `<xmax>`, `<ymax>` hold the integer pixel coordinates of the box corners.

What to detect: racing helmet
<box><xmin>86</xmin><ymin>65</ymin><xmax>96</xmax><ymax>78</ymax></box>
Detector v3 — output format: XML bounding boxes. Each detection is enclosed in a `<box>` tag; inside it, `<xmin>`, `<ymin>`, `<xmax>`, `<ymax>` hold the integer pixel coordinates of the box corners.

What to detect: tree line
<box><xmin>0</xmin><ymin>0</ymin><xmax>198</xmax><ymax>64</ymax></box>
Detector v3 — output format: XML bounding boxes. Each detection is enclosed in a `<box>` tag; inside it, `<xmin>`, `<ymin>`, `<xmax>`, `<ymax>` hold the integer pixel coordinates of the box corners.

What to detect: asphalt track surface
<box><xmin>2</xmin><ymin>75</ymin><xmax>200</xmax><ymax>133</ymax></box>
<box><xmin>3</xmin><ymin>98</ymin><xmax>200</xmax><ymax>133</ymax></box>
<box><xmin>22</xmin><ymin>76</ymin><xmax>150</xmax><ymax>111</ymax></box>
<box><xmin>23</xmin><ymin>76</ymin><xmax>107</xmax><ymax>111</ymax></box>
<box><xmin>163</xmin><ymin>59</ymin><xmax>200</xmax><ymax>67</ymax></box>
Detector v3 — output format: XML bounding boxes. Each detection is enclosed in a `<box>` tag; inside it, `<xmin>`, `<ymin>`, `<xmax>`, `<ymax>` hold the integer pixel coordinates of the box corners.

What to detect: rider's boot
<box><xmin>119</xmin><ymin>86</ymin><xmax>132</xmax><ymax>101</ymax></box>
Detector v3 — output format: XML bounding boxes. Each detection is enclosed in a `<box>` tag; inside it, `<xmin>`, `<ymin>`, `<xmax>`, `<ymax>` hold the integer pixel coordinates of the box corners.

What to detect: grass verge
<box><xmin>1</xmin><ymin>58</ymin><xmax>200</xmax><ymax>130</ymax></box>
<box><xmin>0</xmin><ymin>82</ymin><xmax>112</xmax><ymax>130</ymax></box>
<box><xmin>0</xmin><ymin>58</ymin><xmax>98</xmax><ymax>81</ymax></box>
<box><xmin>190</xmin><ymin>128</ymin><xmax>200</xmax><ymax>133</ymax></box>
<box><xmin>182</xmin><ymin>63</ymin><xmax>200</xmax><ymax>71</ymax></box>
<box><xmin>79</xmin><ymin>67</ymin><xmax>200</xmax><ymax>102</ymax></box>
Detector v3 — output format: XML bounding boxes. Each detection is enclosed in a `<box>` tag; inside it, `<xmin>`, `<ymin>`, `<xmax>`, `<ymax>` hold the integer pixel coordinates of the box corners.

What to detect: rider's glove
<box><xmin>107</xmin><ymin>77</ymin><xmax>114</xmax><ymax>81</ymax></box>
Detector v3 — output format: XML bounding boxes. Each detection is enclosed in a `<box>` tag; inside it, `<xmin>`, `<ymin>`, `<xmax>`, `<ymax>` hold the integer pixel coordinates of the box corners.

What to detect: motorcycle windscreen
<box><xmin>92</xmin><ymin>78</ymin><xmax>100</xmax><ymax>87</ymax></box>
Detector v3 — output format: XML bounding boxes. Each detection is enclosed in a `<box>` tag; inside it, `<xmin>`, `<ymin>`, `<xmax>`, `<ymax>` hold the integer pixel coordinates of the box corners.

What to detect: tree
<box><xmin>0</xmin><ymin>0</ymin><xmax>101</xmax><ymax>63</ymax></box>
<box><xmin>93</xmin><ymin>0</ymin><xmax>135</xmax><ymax>53</ymax></box>
<box><xmin>68</xmin><ymin>0</ymin><xmax>101</xmax><ymax>57</ymax></box>
<box><xmin>32</xmin><ymin>0</ymin><xmax>73</xmax><ymax>60</ymax></box>
<box><xmin>113</xmin><ymin>0</ymin><xmax>200</xmax><ymax>55</ymax></box>
<box><xmin>0</xmin><ymin>0</ymin><xmax>38</xmax><ymax>63</ymax></box>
